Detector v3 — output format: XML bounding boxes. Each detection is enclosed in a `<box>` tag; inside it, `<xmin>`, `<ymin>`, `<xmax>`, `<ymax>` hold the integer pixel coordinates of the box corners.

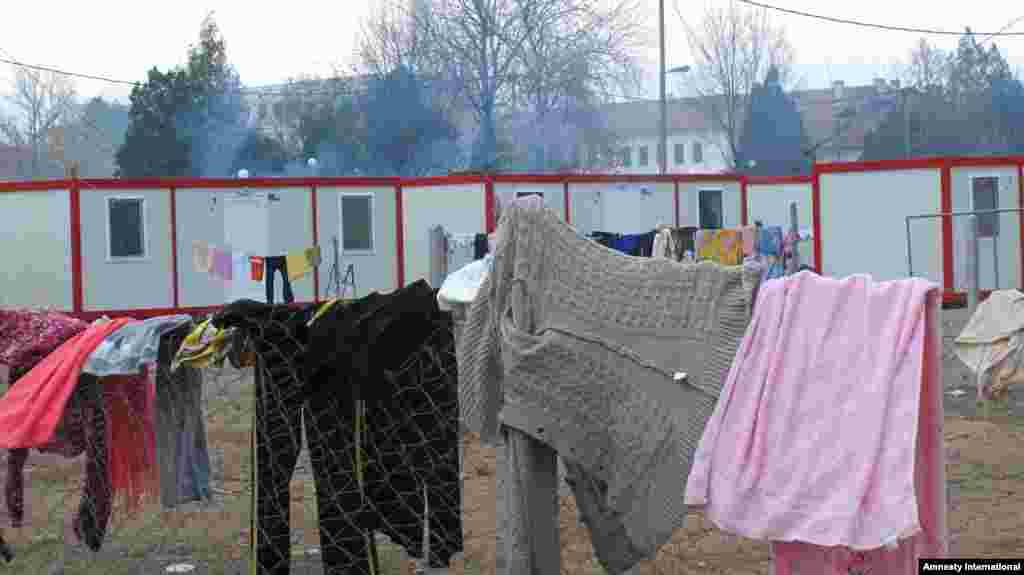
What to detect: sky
<box><xmin>0</xmin><ymin>0</ymin><xmax>1023</xmax><ymax>105</ymax></box>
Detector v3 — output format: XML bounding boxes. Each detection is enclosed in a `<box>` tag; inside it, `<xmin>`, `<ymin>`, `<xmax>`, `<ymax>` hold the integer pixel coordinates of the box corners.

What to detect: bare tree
<box><xmin>0</xmin><ymin>67</ymin><xmax>77</xmax><ymax>177</ymax></box>
<box><xmin>358</xmin><ymin>0</ymin><xmax>644</xmax><ymax>170</ymax></box>
<box><xmin>682</xmin><ymin>0</ymin><xmax>793</xmax><ymax>169</ymax></box>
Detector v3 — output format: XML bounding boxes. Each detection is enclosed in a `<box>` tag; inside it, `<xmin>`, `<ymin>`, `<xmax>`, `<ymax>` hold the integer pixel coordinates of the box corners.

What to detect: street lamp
<box><xmin>660</xmin><ymin>65</ymin><xmax>691</xmax><ymax>174</ymax></box>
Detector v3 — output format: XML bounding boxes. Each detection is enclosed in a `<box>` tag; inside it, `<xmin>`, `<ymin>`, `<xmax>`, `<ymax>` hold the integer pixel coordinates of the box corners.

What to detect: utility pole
<box><xmin>659</xmin><ymin>0</ymin><xmax>667</xmax><ymax>174</ymax></box>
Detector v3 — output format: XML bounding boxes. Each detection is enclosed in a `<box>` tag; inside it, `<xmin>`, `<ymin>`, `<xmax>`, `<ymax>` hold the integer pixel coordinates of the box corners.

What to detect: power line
<box><xmin>736</xmin><ymin>0</ymin><xmax>1024</xmax><ymax>36</ymax></box>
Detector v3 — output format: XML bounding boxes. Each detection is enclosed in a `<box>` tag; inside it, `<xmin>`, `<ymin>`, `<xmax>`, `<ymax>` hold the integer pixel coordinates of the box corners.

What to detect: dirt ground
<box><xmin>455</xmin><ymin>389</ymin><xmax>1024</xmax><ymax>575</ymax></box>
<box><xmin>3</xmin><ymin>372</ymin><xmax>1022</xmax><ymax>574</ymax></box>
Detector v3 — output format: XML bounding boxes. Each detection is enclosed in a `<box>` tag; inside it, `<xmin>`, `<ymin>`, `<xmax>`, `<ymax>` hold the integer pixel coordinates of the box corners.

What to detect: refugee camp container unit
<box><xmin>176</xmin><ymin>187</ymin><xmax>231</xmax><ymax>308</ymax></box>
<box><xmin>0</xmin><ymin>184</ymin><xmax>72</xmax><ymax>309</ymax></box>
<box><xmin>79</xmin><ymin>186</ymin><xmax>174</xmax><ymax>312</ymax></box>
<box><xmin>567</xmin><ymin>176</ymin><xmax>679</xmax><ymax>236</ymax></box>
<box><xmin>746</xmin><ymin>176</ymin><xmax>816</xmax><ymax>269</ymax></box>
<box><xmin>493</xmin><ymin>178</ymin><xmax>567</xmax><ymax>221</ymax></box>
<box><xmin>950</xmin><ymin>164</ymin><xmax>1021</xmax><ymax>291</ymax></box>
<box><xmin>819</xmin><ymin>164</ymin><xmax>944</xmax><ymax>283</ymax></box>
<box><xmin>678</xmin><ymin>176</ymin><xmax>744</xmax><ymax>230</ymax></box>
<box><xmin>400</xmin><ymin>177</ymin><xmax>488</xmax><ymax>287</ymax></box>
<box><xmin>315</xmin><ymin>182</ymin><xmax>398</xmax><ymax>298</ymax></box>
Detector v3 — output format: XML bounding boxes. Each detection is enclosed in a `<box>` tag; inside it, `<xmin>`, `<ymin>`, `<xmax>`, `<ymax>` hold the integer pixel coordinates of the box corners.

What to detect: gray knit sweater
<box><xmin>457</xmin><ymin>200</ymin><xmax>762</xmax><ymax>573</ymax></box>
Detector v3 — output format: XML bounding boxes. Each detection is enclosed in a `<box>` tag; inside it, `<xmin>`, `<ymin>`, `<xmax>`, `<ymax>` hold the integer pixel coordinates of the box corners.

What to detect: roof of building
<box><xmin>602</xmin><ymin>82</ymin><xmax>899</xmax><ymax>152</ymax></box>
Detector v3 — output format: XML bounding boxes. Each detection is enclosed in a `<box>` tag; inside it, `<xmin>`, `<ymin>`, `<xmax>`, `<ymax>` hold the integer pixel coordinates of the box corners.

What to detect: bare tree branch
<box><xmin>1</xmin><ymin>67</ymin><xmax>77</xmax><ymax>177</ymax></box>
<box><xmin>682</xmin><ymin>0</ymin><xmax>793</xmax><ymax>169</ymax></box>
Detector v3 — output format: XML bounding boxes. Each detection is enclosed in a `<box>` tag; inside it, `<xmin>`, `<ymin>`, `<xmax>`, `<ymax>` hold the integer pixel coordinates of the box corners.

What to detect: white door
<box><xmin>971</xmin><ymin>176</ymin><xmax>1000</xmax><ymax>289</ymax></box>
<box><xmin>224</xmin><ymin>192</ymin><xmax>271</xmax><ymax>303</ymax></box>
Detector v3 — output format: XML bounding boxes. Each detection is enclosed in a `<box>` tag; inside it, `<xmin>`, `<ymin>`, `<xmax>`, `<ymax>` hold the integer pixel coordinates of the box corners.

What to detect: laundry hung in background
<box><xmin>685</xmin><ymin>272</ymin><xmax>947</xmax><ymax>571</ymax></box>
<box><xmin>458</xmin><ymin>199</ymin><xmax>762</xmax><ymax>574</ymax></box>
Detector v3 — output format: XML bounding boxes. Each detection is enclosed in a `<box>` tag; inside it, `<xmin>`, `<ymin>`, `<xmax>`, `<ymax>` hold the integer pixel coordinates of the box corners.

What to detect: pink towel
<box><xmin>685</xmin><ymin>272</ymin><xmax>946</xmax><ymax>554</ymax></box>
<box><xmin>771</xmin><ymin>289</ymin><xmax>948</xmax><ymax>573</ymax></box>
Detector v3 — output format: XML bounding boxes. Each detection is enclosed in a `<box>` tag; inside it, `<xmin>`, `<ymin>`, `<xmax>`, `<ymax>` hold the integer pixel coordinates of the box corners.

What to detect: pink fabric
<box><xmin>685</xmin><ymin>272</ymin><xmax>944</xmax><ymax>552</ymax></box>
<box><xmin>771</xmin><ymin>291</ymin><xmax>948</xmax><ymax>573</ymax></box>
<box><xmin>741</xmin><ymin>226</ymin><xmax>757</xmax><ymax>256</ymax></box>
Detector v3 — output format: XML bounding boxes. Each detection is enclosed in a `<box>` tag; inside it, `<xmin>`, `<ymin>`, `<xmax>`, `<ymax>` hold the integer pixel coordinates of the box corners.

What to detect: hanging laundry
<box><xmin>170</xmin><ymin>319</ymin><xmax>233</xmax><ymax>372</ymax></box>
<box><xmin>192</xmin><ymin>241</ymin><xmax>211</xmax><ymax>273</ymax></box>
<box><xmin>215</xmin><ymin>286</ymin><xmax>464</xmax><ymax>574</ymax></box>
<box><xmin>154</xmin><ymin>322</ymin><xmax>211</xmax><ymax>509</ymax></box>
<box><xmin>0</xmin><ymin>318</ymin><xmax>131</xmax><ymax>449</ymax></box>
<box><xmin>205</xmin><ymin>244</ymin><xmax>218</xmax><ymax>276</ymax></box>
<box><xmin>473</xmin><ymin>233</ymin><xmax>489</xmax><ymax>260</ymax></box>
<box><xmin>103</xmin><ymin>372</ymin><xmax>158</xmax><ymax>512</ymax></box>
<box><xmin>82</xmin><ymin>315</ymin><xmax>192</xmax><ymax>377</ymax></box>
<box><xmin>263</xmin><ymin>256</ymin><xmax>295</xmax><ymax>304</ymax></box>
<box><xmin>232</xmin><ymin>251</ymin><xmax>248</xmax><ymax>286</ymax></box>
<box><xmin>652</xmin><ymin>228</ymin><xmax>673</xmax><ymax>260</ymax></box>
<box><xmin>437</xmin><ymin>254</ymin><xmax>493</xmax><ymax>311</ymax></box>
<box><xmin>285</xmin><ymin>246</ymin><xmax>321</xmax><ymax>281</ymax></box>
<box><xmin>953</xmin><ymin>289</ymin><xmax>1024</xmax><ymax>401</ymax></box>
<box><xmin>685</xmin><ymin>273</ymin><xmax>946</xmax><ymax>560</ymax></box>
<box><xmin>716</xmin><ymin>229</ymin><xmax>743</xmax><ymax>264</ymax></box>
<box><xmin>771</xmin><ymin>278</ymin><xmax>947</xmax><ymax>574</ymax></box>
<box><xmin>741</xmin><ymin>225</ymin><xmax>758</xmax><ymax>256</ymax></box>
<box><xmin>250</xmin><ymin>256</ymin><xmax>265</xmax><ymax>282</ymax></box>
<box><xmin>0</xmin><ymin>308</ymin><xmax>88</xmax><ymax>383</ymax></box>
<box><xmin>458</xmin><ymin>199</ymin><xmax>762</xmax><ymax>574</ymax></box>
<box><xmin>212</xmin><ymin>248</ymin><xmax>232</xmax><ymax>281</ymax></box>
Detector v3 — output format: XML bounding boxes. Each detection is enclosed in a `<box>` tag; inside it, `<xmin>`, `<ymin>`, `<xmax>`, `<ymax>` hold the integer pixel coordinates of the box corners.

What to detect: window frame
<box><xmin>674</xmin><ymin>142</ymin><xmax>686</xmax><ymax>165</ymax></box>
<box><xmin>692</xmin><ymin>141</ymin><xmax>704</xmax><ymax>164</ymax></box>
<box><xmin>638</xmin><ymin>145</ymin><xmax>649</xmax><ymax>167</ymax></box>
<box><xmin>104</xmin><ymin>195</ymin><xmax>149</xmax><ymax>263</ymax></box>
<box><xmin>339</xmin><ymin>191</ymin><xmax>377</xmax><ymax>255</ymax></box>
<box><xmin>698</xmin><ymin>188</ymin><xmax>724</xmax><ymax>230</ymax></box>
<box><xmin>970</xmin><ymin>174</ymin><xmax>1000</xmax><ymax>239</ymax></box>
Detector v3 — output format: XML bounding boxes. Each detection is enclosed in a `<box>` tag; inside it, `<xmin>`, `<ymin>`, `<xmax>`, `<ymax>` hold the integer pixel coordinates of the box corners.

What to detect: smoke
<box><xmin>172</xmin><ymin>84</ymin><xmax>250</xmax><ymax>178</ymax></box>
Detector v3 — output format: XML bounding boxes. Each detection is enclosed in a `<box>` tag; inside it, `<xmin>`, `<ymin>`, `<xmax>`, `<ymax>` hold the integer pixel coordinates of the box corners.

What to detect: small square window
<box><xmin>620</xmin><ymin>147</ymin><xmax>632</xmax><ymax>168</ymax></box>
<box><xmin>107</xmin><ymin>197</ymin><xmax>146</xmax><ymax>259</ymax></box>
<box><xmin>693</xmin><ymin>142</ymin><xmax>704</xmax><ymax>163</ymax></box>
<box><xmin>340</xmin><ymin>194</ymin><xmax>375</xmax><ymax>252</ymax></box>
<box><xmin>674</xmin><ymin>143</ymin><xmax>686</xmax><ymax>164</ymax></box>
<box><xmin>699</xmin><ymin>189</ymin><xmax>723</xmax><ymax>230</ymax></box>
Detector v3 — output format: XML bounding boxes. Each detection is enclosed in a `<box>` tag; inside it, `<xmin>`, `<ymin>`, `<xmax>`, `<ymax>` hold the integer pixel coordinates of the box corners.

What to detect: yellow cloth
<box><xmin>170</xmin><ymin>318</ymin><xmax>232</xmax><ymax>372</ymax></box>
<box><xmin>697</xmin><ymin>230</ymin><xmax>720</xmax><ymax>262</ymax></box>
<box><xmin>285</xmin><ymin>246</ymin><xmax>321</xmax><ymax>281</ymax></box>
<box><xmin>717</xmin><ymin>229</ymin><xmax>743</xmax><ymax>265</ymax></box>
<box><xmin>308</xmin><ymin>298</ymin><xmax>345</xmax><ymax>326</ymax></box>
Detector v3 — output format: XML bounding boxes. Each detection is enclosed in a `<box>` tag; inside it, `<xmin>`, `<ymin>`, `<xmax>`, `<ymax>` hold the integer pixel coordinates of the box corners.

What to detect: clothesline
<box><xmin>190</xmin><ymin>240</ymin><xmax>321</xmax><ymax>283</ymax></box>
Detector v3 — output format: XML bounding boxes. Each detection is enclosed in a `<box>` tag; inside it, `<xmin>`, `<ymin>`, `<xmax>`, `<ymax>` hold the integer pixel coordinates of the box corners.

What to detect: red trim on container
<box><xmin>395</xmin><ymin>183</ymin><xmax>405</xmax><ymax>288</ymax></box>
<box><xmin>941</xmin><ymin>161</ymin><xmax>954</xmax><ymax>292</ymax></box>
<box><xmin>493</xmin><ymin>174</ymin><xmax>567</xmax><ymax>184</ymax></box>
<box><xmin>1</xmin><ymin>177</ymin><xmax>400</xmax><ymax>192</ymax></box>
<box><xmin>484</xmin><ymin>177</ymin><xmax>496</xmax><ymax>233</ymax></box>
<box><xmin>740</xmin><ymin>177</ymin><xmax>749</xmax><ymax>226</ymax></box>
<box><xmin>673</xmin><ymin>180</ymin><xmax>679</xmax><ymax>227</ymax></box>
<box><xmin>70</xmin><ymin>181</ymin><xmax>83</xmax><ymax>313</ymax></box>
<box><xmin>811</xmin><ymin>167</ymin><xmax>823</xmax><ymax>274</ymax></box>
<box><xmin>169</xmin><ymin>188</ymin><xmax>179</xmax><ymax>308</ymax></box>
<box><xmin>311</xmin><ymin>186</ymin><xmax>320</xmax><ymax>302</ymax></box>
<box><xmin>402</xmin><ymin>175</ymin><xmax>486</xmax><ymax>187</ymax></box>
<box><xmin>564</xmin><ymin>180</ymin><xmax>571</xmax><ymax>224</ymax></box>
<box><xmin>68</xmin><ymin>302</ymin><xmax>319</xmax><ymax>322</ymax></box>
<box><xmin>1019</xmin><ymin>162</ymin><xmax>1024</xmax><ymax>288</ymax></box>
<box><xmin>745</xmin><ymin>175</ymin><xmax>814</xmax><ymax>185</ymax></box>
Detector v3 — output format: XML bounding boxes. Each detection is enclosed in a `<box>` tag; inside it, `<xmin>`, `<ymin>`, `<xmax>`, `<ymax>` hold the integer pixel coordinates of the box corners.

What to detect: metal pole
<box><xmin>658</xmin><ymin>0</ymin><xmax>667</xmax><ymax>174</ymax></box>
<box><xmin>787</xmin><ymin>201</ymin><xmax>800</xmax><ymax>274</ymax></box>
<box><xmin>967</xmin><ymin>214</ymin><xmax>980</xmax><ymax>313</ymax></box>
<box><xmin>905</xmin><ymin>216</ymin><xmax>915</xmax><ymax>278</ymax></box>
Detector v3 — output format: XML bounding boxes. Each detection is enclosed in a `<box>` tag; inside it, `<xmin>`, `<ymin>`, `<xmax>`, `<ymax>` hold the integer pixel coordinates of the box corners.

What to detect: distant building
<box><xmin>598</xmin><ymin>79</ymin><xmax>900</xmax><ymax>174</ymax></box>
<box><xmin>0</xmin><ymin>144</ymin><xmax>32</xmax><ymax>180</ymax></box>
